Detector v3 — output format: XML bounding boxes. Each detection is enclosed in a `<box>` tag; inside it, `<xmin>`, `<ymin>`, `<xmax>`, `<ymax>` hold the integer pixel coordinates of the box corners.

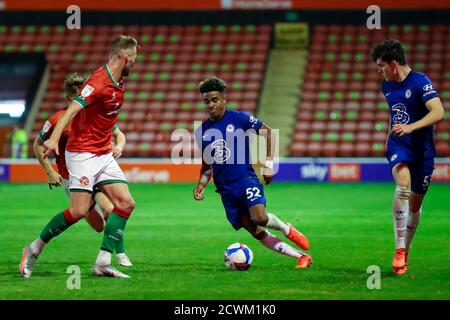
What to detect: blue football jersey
<box><xmin>382</xmin><ymin>70</ymin><xmax>439</xmax><ymax>151</ymax></box>
<box><xmin>195</xmin><ymin>110</ymin><xmax>263</xmax><ymax>192</ymax></box>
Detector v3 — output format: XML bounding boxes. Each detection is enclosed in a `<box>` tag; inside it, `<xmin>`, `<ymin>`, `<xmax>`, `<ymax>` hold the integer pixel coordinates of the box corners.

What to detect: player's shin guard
<box><xmin>115</xmin><ymin>235</ymin><xmax>125</xmax><ymax>254</ymax></box>
<box><xmin>100</xmin><ymin>207</ymin><xmax>132</xmax><ymax>254</ymax></box>
<box><xmin>257</xmin><ymin>230</ymin><xmax>302</xmax><ymax>259</ymax></box>
<box><xmin>264</xmin><ymin>213</ymin><xmax>290</xmax><ymax>236</ymax></box>
<box><xmin>392</xmin><ymin>186</ymin><xmax>410</xmax><ymax>249</ymax></box>
<box><xmin>39</xmin><ymin>209</ymin><xmax>82</xmax><ymax>243</ymax></box>
<box><xmin>405</xmin><ymin>207</ymin><xmax>422</xmax><ymax>253</ymax></box>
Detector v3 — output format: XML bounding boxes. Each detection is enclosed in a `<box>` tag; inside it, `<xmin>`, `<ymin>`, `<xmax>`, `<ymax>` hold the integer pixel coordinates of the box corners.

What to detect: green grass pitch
<box><xmin>1</xmin><ymin>182</ymin><xmax>449</xmax><ymax>299</ymax></box>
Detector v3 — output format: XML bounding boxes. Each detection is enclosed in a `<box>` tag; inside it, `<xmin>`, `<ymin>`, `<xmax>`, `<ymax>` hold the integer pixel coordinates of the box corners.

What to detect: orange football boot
<box><xmin>295</xmin><ymin>254</ymin><xmax>313</xmax><ymax>269</ymax></box>
<box><xmin>393</xmin><ymin>253</ymin><xmax>409</xmax><ymax>275</ymax></box>
<box><xmin>287</xmin><ymin>224</ymin><xmax>310</xmax><ymax>250</ymax></box>
<box><xmin>392</xmin><ymin>248</ymin><xmax>406</xmax><ymax>269</ymax></box>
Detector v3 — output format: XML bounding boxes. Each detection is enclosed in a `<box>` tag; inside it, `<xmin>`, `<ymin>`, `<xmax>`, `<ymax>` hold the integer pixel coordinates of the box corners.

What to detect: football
<box><xmin>224</xmin><ymin>242</ymin><xmax>254</xmax><ymax>271</ymax></box>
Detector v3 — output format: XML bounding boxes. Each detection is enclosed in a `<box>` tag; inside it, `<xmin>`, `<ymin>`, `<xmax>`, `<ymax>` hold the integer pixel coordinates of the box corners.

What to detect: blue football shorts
<box><xmin>220</xmin><ymin>178</ymin><xmax>267</xmax><ymax>230</ymax></box>
<box><xmin>386</xmin><ymin>146</ymin><xmax>434</xmax><ymax>194</ymax></box>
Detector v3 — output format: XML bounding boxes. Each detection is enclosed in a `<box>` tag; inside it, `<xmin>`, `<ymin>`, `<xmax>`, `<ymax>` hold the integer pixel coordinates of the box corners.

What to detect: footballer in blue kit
<box><xmin>383</xmin><ymin>70</ymin><xmax>438</xmax><ymax>192</ymax></box>
<box><xmin>197</xmin><ymin>108</ymin><xmax>266</xmax><ymax>228</ymax></box>
<box><xmin>371</xmin><ymin>40</ymin><xmax>444</xmax><ymax>275</ymax></box>
<box><xmin>193</xmin><ymin>77</ymin><xmax>312</xmax><ymax>269</ymax></box>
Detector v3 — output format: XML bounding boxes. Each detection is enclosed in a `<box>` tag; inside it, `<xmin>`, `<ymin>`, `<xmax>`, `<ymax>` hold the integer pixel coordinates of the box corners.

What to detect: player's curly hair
<box><xmin>370</xmin><ymin>39</ymin><xmax>408</xmax><ymax>65</ymax></box>
<box><xmin>63</xmin><ymin>72</ymin><xmax>85</xmax><ymax>100</ymax></box>
<box><xmin>199</xmin><ymin>76</ymin><xmax>227</xmax><ymax>94</ymax></box>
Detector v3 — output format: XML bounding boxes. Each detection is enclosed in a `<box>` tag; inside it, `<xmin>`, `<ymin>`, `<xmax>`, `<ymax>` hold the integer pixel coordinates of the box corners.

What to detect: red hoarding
<box><xmin>2</xmin><ymin>0</ymin><xmax>448</xmax><ymax>10</ymax></box>
<box><xmin>432</xmin><ymin>164</ymin><xmax>450</xmax><ymax>182</ymax></box>
<box><xmin>9</xmin><ymin>162</ymin><xmax>201</xmax><ymax>183</ymax></box>
<box><xmin>328</xmin><ymin>163</ymin><xmax>361</xmax><ymax>182</ymax></box>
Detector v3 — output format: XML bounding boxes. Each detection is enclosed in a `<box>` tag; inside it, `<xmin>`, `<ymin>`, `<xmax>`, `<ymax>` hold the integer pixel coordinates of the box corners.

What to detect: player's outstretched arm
<box><xmin>259</xmin><ymin>123</ymin><xmax>274</xmax><ymax>185</ymax></box>
<box><xmin>112</xmin><ymin>127</ymin><xmax>126</xmax><ymax>158</ymax></box>
<box><xmin>193</xmin><ymin>162</ymin><xmax>212</xmax><ymax>201</ymax></box>
<box><xmin>33</xmin><ymin>135</ymin><xmax>63</xmax><ymax>189</ymax></box>
<box><xmin>43</xmin><ymin>101</ymin><xmax>82</xmax><ymax>157</ymax></box>
<box><xmin>392</xmin><ymin>97</ymin><xmax>444</xmax><ymax>136</ymax></box>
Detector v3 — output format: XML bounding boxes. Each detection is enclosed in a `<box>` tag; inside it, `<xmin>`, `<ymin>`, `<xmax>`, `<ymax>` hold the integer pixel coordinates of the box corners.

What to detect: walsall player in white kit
<box><xmin>20</xmin><ymin>35</ymin><xmax>138</xmax><ymax>278</ymax></box>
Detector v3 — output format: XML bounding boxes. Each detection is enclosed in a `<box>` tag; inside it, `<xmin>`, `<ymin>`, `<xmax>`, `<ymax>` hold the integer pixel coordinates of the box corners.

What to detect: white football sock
<box><xmin>392</xmin><ymin>186</ymin><xmax>410</xmax><ymax>249</ymax></box>
<box><xmin>259</xmin><ymin>231</ymin><xmax>303</xmax><ymax>259</ymax></box>
<box><xmin>405</xmin><ymin>207</ymin><xmax>422</xmax><ymax>254</ymax></box>
<box><xmin>265</xmin><ymin>213</ymin><xmax>290</xmax><ymax>236</ymax></box>
<box><xmin>95</xmin><ymin>250</ymin><xmax>112</xmax><ymax>266</ymax></box>
<box><xmin>30</xmin><ymin>238</ymin><xmax>46</xmax><ymax>255</ymax></box>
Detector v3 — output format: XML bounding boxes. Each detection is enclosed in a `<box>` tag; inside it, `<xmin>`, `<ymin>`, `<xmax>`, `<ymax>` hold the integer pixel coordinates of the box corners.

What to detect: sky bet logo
<box><xmin>300</xmin><ymin>164</ymin><xmax>328</xmax><ymax>181</ymax></box>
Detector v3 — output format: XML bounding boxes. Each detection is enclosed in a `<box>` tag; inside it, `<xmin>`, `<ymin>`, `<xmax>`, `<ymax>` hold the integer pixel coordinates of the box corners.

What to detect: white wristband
<box><xmin>264</xmin><ymin>160</ymin><xmax>273</xmax><ymax>170</ymax></box>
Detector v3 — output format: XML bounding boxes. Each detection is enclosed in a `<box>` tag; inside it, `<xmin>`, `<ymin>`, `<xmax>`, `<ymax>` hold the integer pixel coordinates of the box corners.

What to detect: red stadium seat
<box><xmin>305</xmin><ymin>142</ymin><xmax>322</xmax><ymax>157</ymax></box>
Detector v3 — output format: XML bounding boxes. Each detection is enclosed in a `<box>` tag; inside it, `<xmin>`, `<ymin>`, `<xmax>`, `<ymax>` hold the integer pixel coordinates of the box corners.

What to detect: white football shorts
<box><xmin>63</xmin><ymin>179</ymin><xmax>70</xmax><ymax>197</ymax></box>
<box><xmin>65</xmin><ymin>151</ymin><xmax>127</xmax><ymax>193</ymax></box>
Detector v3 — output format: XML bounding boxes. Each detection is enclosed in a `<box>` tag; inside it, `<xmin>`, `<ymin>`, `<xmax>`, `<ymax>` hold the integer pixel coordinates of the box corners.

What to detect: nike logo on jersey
<box><xmin>385</xmin><ymin>92</ymin><xmax>391</xmax><ymax>96</ymax></box>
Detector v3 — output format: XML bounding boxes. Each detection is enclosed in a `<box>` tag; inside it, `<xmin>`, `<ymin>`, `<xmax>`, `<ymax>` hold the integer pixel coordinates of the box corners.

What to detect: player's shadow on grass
<box><xmin>11</xmin><ymin>261</ymin><xmax>93</xmax><ymax>278</ymax></box>
<box><xmin>146</xmin><ymin>262</ymin><xmax>263</xmax><ymax>273</ymax></box>
<box><xmin>315</xmin><ymin>265</ymin><xmax>402</xmax><ymax>279</ymax></box>
<box><xmin>379</xmin><ymin>269</ymin><xmax>404</xmax><ymax>278</ymax></box>
<box><xmin>0</xmin><ymin>270</ymin><xmax>61</xmax><ymax>278</ymax></box>
<box><xmin>308</xmin><ymin>265</ymin><xmax>373</xmax><ymax>276</ymax></box>
<box><xmin>27</xmin><ymin>270</ymin><xmax>61</xmax><ymax>277</ymax></box>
